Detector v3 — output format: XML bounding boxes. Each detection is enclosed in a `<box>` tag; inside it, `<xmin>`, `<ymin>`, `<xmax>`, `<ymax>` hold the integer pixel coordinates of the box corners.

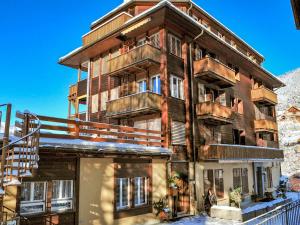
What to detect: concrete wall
<box><xmin>195</xmin><ymin>162</ymin><xmax>254</xmax><ymax>209</ymax></box>
<box><xmin>78</xmin><ymin>158</ymin><xmax>167</xmax><ymax>225</ymax></box>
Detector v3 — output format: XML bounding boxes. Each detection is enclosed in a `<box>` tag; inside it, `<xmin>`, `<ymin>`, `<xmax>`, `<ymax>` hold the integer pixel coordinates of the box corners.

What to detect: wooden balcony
<box><xmin>199</xmin><ymin>144</ymin><xmax>284</xmax><ymax>161</ymax></box>
<box><xmin>193</xmin><ymin>57</ymin><xmax>236</xmax><ymax>88</ymax></box>
<box><xmin>106</xmin><ymin>91</ymin><xmax>162</xmax><ymax>118</ymax></box>
<box><xmin>77</xmin><ymin>79</ymin><xmax>87</xmax><ymax>97</ymax></box>
<box><xmin>196</xmin><ymin>102</ymin><xmax>233</xmax><ymax>125</ymax></box>
<box><xmin>107</xmin><ymin>44</ymin><xmax>161</xmax><ymax>76</ymax></box>
<box><xmin>257</xmin><ymin>139</ymin><xmax>279</xmax><ymax>149</ymax></box>
<box><xmin>251</xmin><ymin>87</ymin><xmax>278</xmax><ymax>105</ymax></box>
<box><xmin>82</xmin><ymin>12</ymin><xmax>132</xmax><ymax>46</ymax></box>
<box><xmin>254</xmin><ymin>119</ymin><xmax>278</xmax><ymax>132</ymax></box>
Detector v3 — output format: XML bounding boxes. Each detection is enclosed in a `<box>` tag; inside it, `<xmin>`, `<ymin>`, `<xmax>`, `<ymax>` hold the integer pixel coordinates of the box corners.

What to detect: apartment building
<box><xmin>291</xmin><ymin>0</ymin><xmax>300</xmax><ymax>29</ymax></box>
<box><xmin>0</xmin><ymin>0</ymin><xmax>286</xmax><ymax>225</ymax></box>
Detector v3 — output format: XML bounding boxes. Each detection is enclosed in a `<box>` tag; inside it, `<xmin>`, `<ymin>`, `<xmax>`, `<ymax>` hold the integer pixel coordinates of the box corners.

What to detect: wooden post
<box><xmin>98</xmin><ymin>57</ymin><xmax>102</xmax><ymax>121</ymax></box>
<box><xmin>0</xmin><ymin>104</ymin><xmax>12</xmax><ymax>212</ymax></box>
<box><xmin>160</xmin><ymin>27</ymin><xmax>169</xmax><ymax>148</ymax></box>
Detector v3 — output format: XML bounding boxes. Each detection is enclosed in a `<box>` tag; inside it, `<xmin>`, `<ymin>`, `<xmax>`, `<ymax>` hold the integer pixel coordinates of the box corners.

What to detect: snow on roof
<box><xmin>39</xmin><ymin>137</ymin><xmax>172</xmax><ymax>156</ymax></box>
<box><xmin>59</xmin><ymin>46</ymin><xmax>83</xmax><ymax>62</ymax></box>
<box><xmin>210</xmin><ymin>143</ymin><xmax>281</xmax><ymax>151</ymax></box>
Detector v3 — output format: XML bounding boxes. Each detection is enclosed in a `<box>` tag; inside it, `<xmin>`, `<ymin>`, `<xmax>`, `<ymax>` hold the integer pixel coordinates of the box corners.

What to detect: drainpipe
<box><xmin>187</xmin><ymin>1</ymin><xmax>193</xmax><ymax>16</ymax></box>
<box><xmin>189</xmin><ymin>28</ymin><xmax>204</xmax><ymax>214</ymax></box>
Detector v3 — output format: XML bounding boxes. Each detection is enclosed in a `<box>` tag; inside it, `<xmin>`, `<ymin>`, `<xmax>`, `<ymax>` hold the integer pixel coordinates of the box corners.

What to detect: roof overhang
<box><xmin>291</xmin><ymin>0</ymin><xmax>300</xmax><ymax>29</ymax></box>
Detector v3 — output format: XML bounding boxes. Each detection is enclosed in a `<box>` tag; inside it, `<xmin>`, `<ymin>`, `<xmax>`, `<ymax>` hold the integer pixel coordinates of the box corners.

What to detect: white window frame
<box><xmin>170</xmin><ymin>75</ymin><xmax>184</xmax><ymax>100</ymax></box>
<box><xmin>168</xmin><ymin>34</ymin><xmax>181</xmax><ymax>57</ymax></box>
<box><xmin>20</xmin><ymin>182</ymin><xmax>47</xmax><ymax>215</ymax></box>
<box><xmin>195</xmin><ymin>45</ymin><xmax>203</xmax><ymax>61</ymax></box>
<box><xmin>137</xmin><ymin>37</ymin><xmax>146</xmax><ymax>47</ymax></box>
<box><xmin>151</xmin><ymin>75</ymin><xmax>161</xmax><ymax>94</ymax></box>
<box><xmin>116</xmin><ymin>178</ymin><xmax>130</xmax><ymax>210</ymax></box>
<box><xmin>134</xmin><ymin>177</ymin><xmax>148</xmax><ymax>206</ymax></box>
<box><xmin>149</xmin><ymin>32</ymin><xmax>160</xmax><ymax>49</ymax></box>
<box><xmin>138</xmin><ymin>79</ymin><xmax>147</xmax><ymax>93</ymax></box>
<box><xmin>51</xmin><ymin>180</ymin><xmax>74</xmax><ymax>212</ymax></box>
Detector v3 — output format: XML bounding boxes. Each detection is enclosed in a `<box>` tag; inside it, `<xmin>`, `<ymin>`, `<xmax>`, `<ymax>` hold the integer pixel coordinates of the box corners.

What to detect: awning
<box><xmin>121</xmin><ymin>18</ymin><xmax>152</xmax><ymax>36</ymax></box>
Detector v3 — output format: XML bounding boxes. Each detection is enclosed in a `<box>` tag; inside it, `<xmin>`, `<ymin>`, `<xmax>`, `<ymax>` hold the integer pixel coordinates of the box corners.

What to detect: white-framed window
<box><xmin>116</xmin><ymin>178</ymin><xmax>130</xmax><ymax>210</ymax></box>
<box><xmin>51</xmin><ymin>180</ymin><xmax>74</xmax><ymax>212</ymax></box>
<box><xmin>101</xmin><ymin>91</ymin><xmax>108</xmax><ymax>111</ymax></box>
<box><xmin>138</xmin><ymin>80</ymin><xmax>147</xmax><ymax>93</ymax></box>
<box><xmin>134</xmin><ymin>177</ymin><xmax>147</xmax><ymax>206</ymax></box>
<box><xmin>137</xmin><ymin>37</ymin><xmax>146</xmax><ymax>47</ymax></box>
<box><xmin>168</xmin><ymin>34</ymin><xmax>181</xmax><ymax>57</ymax></box>
<box><xmin>151</xmin><ymin>75</ymin><xmax>161</xmax><ymax>94</ymax></box>
<box><xmin>149</xmin><ymin>32</ymin><xmax>160</xmax><ymax>49</ymax></box>
<box><xmin>20</xmin><ymin>182</ymin><xmax>46</xmax><ymax>215</ymax></box>
<box><xmin>171</xmin><ymin>121</ymin><xmax>186</xmax><ymax>145</ymax></box>
<box><xmin>170</xmin><ymin>75</ymin><xmax>184</xmax><ymax>99</ymax></box>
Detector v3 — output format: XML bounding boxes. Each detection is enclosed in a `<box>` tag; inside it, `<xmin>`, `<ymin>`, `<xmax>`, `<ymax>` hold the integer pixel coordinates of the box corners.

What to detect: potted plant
<box><xmin>153</xmin><ymin>198</ymin><xmax>170</xmax><ymax>222</ymax></box>
<box><xmin>229</xmin><ymin>187</ymin><xmax>242</xmax><ymax>208</ymax></box>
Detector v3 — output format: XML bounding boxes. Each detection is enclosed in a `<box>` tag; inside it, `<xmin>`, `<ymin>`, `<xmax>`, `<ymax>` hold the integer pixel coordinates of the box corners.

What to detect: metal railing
<box><xmin>242</xmin><ymin>199</ymin><xmax>300</xmax><ymax>225</ymax></box>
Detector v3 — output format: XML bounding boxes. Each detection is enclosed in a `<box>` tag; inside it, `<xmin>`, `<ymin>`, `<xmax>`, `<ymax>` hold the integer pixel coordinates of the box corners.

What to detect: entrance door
<box><xmin>256</xmin><ymin>167</ymin><xmax>264</xmax><ymax>197</ymax></box>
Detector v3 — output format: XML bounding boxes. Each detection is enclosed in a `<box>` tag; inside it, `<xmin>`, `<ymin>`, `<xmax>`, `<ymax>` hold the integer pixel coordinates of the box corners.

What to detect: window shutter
<box><xmin>171</xmin><ymin>121</ymin><xmax>186</xmax><ymax>145</ymax></box>
<box><xmin>110</xmin><ymin>87</ymin><xmax>119</xmax><ymax>101</ymax></box>
<box><xmin>91</xmin><ymin>94</ymin><xmax>99</xmax><ymax>113</ymax></box>
<box><xmin>100</xmin><ymin>91</ymin><xmax>108</xmax><ymax>111</ymax></box>
<box><xmin>242</xmin><ymin>168</ymin><xmax>249</xmax><ymax>193</ymax></box>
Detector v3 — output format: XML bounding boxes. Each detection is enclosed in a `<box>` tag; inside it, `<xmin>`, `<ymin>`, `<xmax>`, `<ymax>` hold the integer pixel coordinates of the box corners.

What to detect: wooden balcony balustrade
<box><xmin>256</xmin><ymin>139</ymin><xmax>279</xmax><ymax>149</ymax></box>
<box><xmin>251</xmin><ymin>86</ymin><xmax>278</xmax><ymax>105</ymax></box>
<box><xmin>193</xmin><ymin>57</ymin><xmax>236</xmax><ymax>88</ymax></box>
<box><xmin>82</xmin><ymin>12</ymin><xmax>132</xmax><ymax>46</ymax></box>
<box><xmin>15</xmin><ymin>112</ymin><xmax>165</xmax><ymax>147</ymax></box>
<box><xmin>106</xmin><ymin>91</ymin><xmax>162</xmax><ymax>118</ymax></box>
<box><xmin>196</xmin><ymin>101</ymin><xmax>233</xmax><ymax>125</ymax></box>
<box><xmin>68</xmin><ymin>84</ymin><xmax>78</xmax><ymax>100</ymax></box>
<box><xmin>254</xmin><ymin>119</ymin><xmax>278</xmax><ymax>132</ymax></box>
<box><xmin>107</xmin><ymin>44</ymin><xmax>161</xmax><ymax>76</ymax></box>
<box><xmin>199</xmin><ymin>144</ymin><xmax>284</xmax><ymax>161</ymax></box>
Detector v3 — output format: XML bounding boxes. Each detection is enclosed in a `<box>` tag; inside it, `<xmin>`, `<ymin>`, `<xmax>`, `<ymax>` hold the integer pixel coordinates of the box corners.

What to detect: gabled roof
<box><xmin>291</xmin><ymin>0</ymin><xmax>300</xmax><ymax>29</ymax></box>
<box><xmin>287</xmin><ymin>106</ymin><xmax>300</xmax><ymax>113</ymax></box>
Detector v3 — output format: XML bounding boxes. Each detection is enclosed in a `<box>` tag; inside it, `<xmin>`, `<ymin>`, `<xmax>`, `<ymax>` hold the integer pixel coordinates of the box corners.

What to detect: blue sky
<box><xmin>0</xmin><ymin>0</ymin><xmax>299</xmax><ymax>119</ymax></box>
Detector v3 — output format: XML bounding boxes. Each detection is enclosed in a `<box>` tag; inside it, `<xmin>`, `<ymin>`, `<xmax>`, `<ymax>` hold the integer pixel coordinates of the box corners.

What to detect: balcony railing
<box><xmin>68</xmin><ymin>84</ymin><xmax>78</xmax><ymax>101</ymax></box>
<box><xmin>106</xmin><ymin>91</ymin><xmax>162</xmax><ymax>118</ymax></box>
<box><xmin>82</xmin><ymin>12</ymin><xmax>132</xmax><ymax>46</ymax></box>
<box><xmin>199</xmin><ymin>144</ymin><xmax>284</xmax><ymax>161</ymax></box>
<box><xmin>196</xmin><ymin>101</ymin><xmax>233</xmax><ymax>125</ymax></box>
<box><xmin>254</xmin><ymin>119</ymin><xmax>278</xmax><ymax>132</ymax></box>
<box><xmin>193</xmin><ymin>57</ymin><xmax>236</xmax><ymax>88</ymax></box>
<box><xmin>251</xmin><ymin>86</ymin><xmax>278</xmax><ymax>105</ymax></box>
<box><xmin>107</xmin><ymin>44</ymin><xmax>161</xmax><ymax>76</ymax></box>
<box><xmin>257</xmin><ymin>139</ymin><xmax>279</xmax><ymax>148</ymax></box>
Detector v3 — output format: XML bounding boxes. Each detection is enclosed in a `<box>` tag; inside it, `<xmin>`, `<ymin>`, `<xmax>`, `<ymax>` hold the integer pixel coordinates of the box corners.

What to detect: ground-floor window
<box><xmin>204</xmin><ymin>169</ymin><xmax>224</xmax><ymax>199</ymax></box>
<box><xmin>233</xmin><ymin>168</ymin><xmax>249</xmax><ymax>194</ymax></box>
<box><xmin>116</xmin><ymin>177</ymin><xmax>149</xmax><ymax>211</ymax></box>
<box><xmin>20</xmin><ymin>182</ymin><xmax>47</xmax><ymax>215</ymax></box>
<box><xmin>20</xmin><ymin>180</ymin><xmax>74</xmax><ymax>215</ymax></box>
<box><xmin>51</xmin><ymin>180</ymin><xmax>74</xmax><ymax>212</ymax></box>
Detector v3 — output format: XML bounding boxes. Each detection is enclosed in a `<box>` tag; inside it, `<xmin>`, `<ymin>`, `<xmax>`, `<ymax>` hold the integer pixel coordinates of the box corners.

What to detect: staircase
<box><xmin>0</xmin><ymin>104</ymin><xmax>41</xmax><ymax>224</ymax></box>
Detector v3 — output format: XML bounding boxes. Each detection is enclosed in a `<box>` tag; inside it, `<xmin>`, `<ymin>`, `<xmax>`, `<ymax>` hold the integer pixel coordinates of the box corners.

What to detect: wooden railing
<box><xmin>106</xmin><ymin>92</ymin><xmax>162</xmax><ymax>118</ymax></box>
<box><xmin>82</xmin><ymin>12</ymin><xmax>132</xmax><ymax>46</ymax></box>
<box><xmin>199</xmin><ymin>144</ymin><xmax>284</xmax><ymax>161</ymax></box>
<box><xmin>107</xmin><ymin>44</ymin><xmax>161</xmax><ymax>75</ymax></box>
<box><xmin>15</xmin><ymin>112</ymin><xmax>165</xmax><ymax>147</ymax></box>
<box><xmin>256</xmin><ymin>139</ymin><xmax>279</xmax><ymax>148</ymax></box>
<box><xmin>196</xmin><ymin>101</ymin><xmax>233</xmax><ymax>122</ymax></box>
<box><xmin>251</xmin><ymin>86</ymin><xmax>278</xmax><ymax>105</ymax></box>
<box><xmin>254</xmin><ymin>119</ymin><xmax>278</xmax><ymax>132</ymax></box>
<box><xmin>193</xmin><ymin>57</ymin><xmax>236</xmax><ymax>86</ymax></box>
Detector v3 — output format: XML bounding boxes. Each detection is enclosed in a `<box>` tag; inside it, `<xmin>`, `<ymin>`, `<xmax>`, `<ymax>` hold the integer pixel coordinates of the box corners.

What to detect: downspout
<box><xmin>187</xmin><ymin>1</ymin><xmax>193</xmax><ymax>16</ymax></box>
<box><xmin>189</xmin><ymin>28</ymin><xmax>204</xmax><ymax>213</ymax></box>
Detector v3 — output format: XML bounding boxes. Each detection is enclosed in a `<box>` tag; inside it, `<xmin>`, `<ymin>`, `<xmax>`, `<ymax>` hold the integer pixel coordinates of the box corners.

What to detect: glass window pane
<box><xmin>121</xmin><ymin>178</ymin><xmax>129</xmax><ymax>207</ymax></box>
<box><xmin>33</xmin><ymin>182</ymin><xmax>45</xmax><ymax>201</ymax></box>
<box><xmin>21</xmin><ymin>182</ymin><xmax>31</xmax><ymax>202</ymax></box>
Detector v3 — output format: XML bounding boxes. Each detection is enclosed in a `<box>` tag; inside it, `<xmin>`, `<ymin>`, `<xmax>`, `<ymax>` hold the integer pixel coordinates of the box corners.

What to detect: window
<box><xmin>151</xmin><ymin>75</ymin><xmax>161</xmax><ymax>94</ymax></box>
<box><xmin>233</xmin><ymin>168</ymin><xmax>249</xmax><ymax>194</ymax></box>
<box><xmin>137</xmin><ymin>37</ymin><xmax>146</xmax><ymax>47</ymax></box>
<box><xmin>138</xmin><ymin>80</ymin><xmax>147</xmax><ymax>93</ymax></box>
<box><xmin>203</xmin><ymin>170</ymin><xmax>224</xmax><ymax>199</ymax></box>
<box><xmin>233</xmin><ymin>129</ymin><xmax>246</xmax><ymax>145</ymax></box>
<box><xmin>170</xmin><ymin>75</ymin><xmax>184</xmax><ymax>99</ymax></box>
<box><xmin>101</xmin><ymin>91</ymin><xmax>108</xmax><ymax>111</ymax></box>
<box><xmin>20</xmin><ymin>182</ymin><xmax>46</xmax><ymax>215</ymax></box>
<box><xmin>134</xmin><ymin>177</ymin><xmax>147</xmax><ymax>206</ymax></box>
<box><xmin>195</xmin><ymin>45</ymin><xmax>203</xmax><ymax>61</ymax></box>
<box><xmin>101</xmin><ymin>53</ymin><xmax>110</xmax><ymax>74</ymax></box>
<box><xmin>92</xmin><ymin>58</ymin><xmax>100</xmax><ymax>77</ymax></box>
<box><xmin>116</xmin><ymin>178</ymin><xmax>130</xmax><ymax>210</ymax></box>
<box><xmin>149</xmin><ymin>33</ymin><xmax>160</xmax><ymax>49</ymax></box>
<box><xmin>171</xmin><ymin>121</ymin><xmax>186</xmax><ymax>145</ymax></box>
<box><xmin>168</xmin><ymin>34</ymin><xmax>181</xmax><ymax>57</ymax></box>
<box><xmin>52</xmin><ymin>180</ymin><xmax>74</xmax><ymax>212</ymax></box>
<box><xmin>91</xmin><ymin>94</ymin><xmax>98</xmax><ymax>113</ymax></box>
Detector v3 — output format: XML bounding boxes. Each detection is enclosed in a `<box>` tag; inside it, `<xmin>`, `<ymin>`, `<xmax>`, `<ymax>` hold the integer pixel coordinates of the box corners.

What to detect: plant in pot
<box><xmin>153</xmin><ymin>197</ymin><xmax>170</xmax><ymax>222</ymax></box>
<box><xmin>229</xmin><ymin>187</ymin><xmax>242</xmax><ymax>208</ymax></box>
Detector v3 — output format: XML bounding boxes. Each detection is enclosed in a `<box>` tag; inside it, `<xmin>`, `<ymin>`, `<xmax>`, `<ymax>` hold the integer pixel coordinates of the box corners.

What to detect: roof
<box><xmin>59</xmin><ymin>0</ymin><xmax>285</xmax><ymax>88</ymax></box>
<box><xmin>291</xmin><ymin>0</ymin><xmax>300</xmax><ymax>29</ymax></box>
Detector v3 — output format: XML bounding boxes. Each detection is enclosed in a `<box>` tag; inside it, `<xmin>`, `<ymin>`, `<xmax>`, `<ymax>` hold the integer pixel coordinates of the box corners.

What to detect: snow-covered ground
<box><xmin>161</xmin><ymin>192</ymin><xmax>300</xmax><ymax>225</ymax></box>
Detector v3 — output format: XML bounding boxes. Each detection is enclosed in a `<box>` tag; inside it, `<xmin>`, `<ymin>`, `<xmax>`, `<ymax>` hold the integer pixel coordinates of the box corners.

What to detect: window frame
<box><xmin>51</xmin><ymin>180</ymin><xmax>74</xmax><ymax>212</ymax></box>
<box><xmin>233</xmin><ymin>168</ymin><xmax>249</xmax><ymax>194</ymax></box>
<box><xmin>170</xmin><ymin>75</ymin><xmax>184</xmax><ymax>100</ymax></box>
<box><xmin>149</xmin><ymin>32</ymin><xmax>160</xmax><ymax>49</ymax></box>
<box><xmin>203</xmin><ymin>169</ymin><xmax>224</xmax><ymax>199</ymax></box>
<box><xmin>20</xmin><ymin>182</ymin><xmax>47</xmax><ymax>215</ymax></box>
<box><xmin>134</xmin><ymin>177</ymin><xmax>148</xmax><ymax>206</ymax></box>
<box><xmin>168</xmin><ymin>34</ymin><xmax>182</xmax><ymax>57</ymax></box>
<box><xmin>137</xmin><ymin>79</ymin><xmax>147</xmax><ymax>93</ymax></box>
<box><xmin>116</xmin><ymin>178</ymin><xmax>131</xmax><ymax>210</ymax></box>
<box><xmin>150</xmin><ymin>75</ymin><xmax>161</xmax><ymax>94</ymax></box>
